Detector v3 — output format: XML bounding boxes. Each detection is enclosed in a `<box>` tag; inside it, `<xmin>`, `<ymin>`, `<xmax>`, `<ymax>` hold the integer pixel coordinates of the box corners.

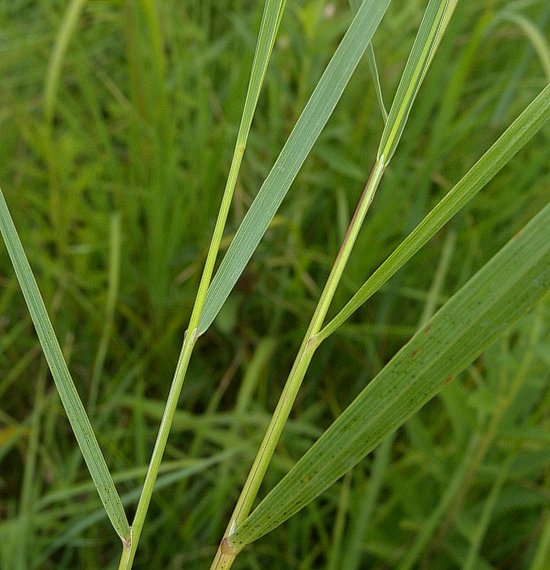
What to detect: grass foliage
<box><xmin>1</xmin><ymin>1</ymin><xmax>549</xmax><ymax>569</ymax></box>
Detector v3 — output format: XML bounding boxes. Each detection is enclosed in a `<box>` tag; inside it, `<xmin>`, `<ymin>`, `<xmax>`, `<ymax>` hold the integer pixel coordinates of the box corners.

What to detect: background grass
<box><xmin>1</xmin><ymin>1</ymin><xmax>549</xmax><ymax>568</ymax></box>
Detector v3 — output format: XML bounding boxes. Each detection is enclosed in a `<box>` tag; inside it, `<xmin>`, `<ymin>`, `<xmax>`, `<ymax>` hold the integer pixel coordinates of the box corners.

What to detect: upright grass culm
<box><xmin>2</xmin><ymin>0</ymin><xmax>550</xmax><ymax>568</ymax></box>
<box><xmin>117</xmin><ymin>2</ymin><xmax>287</xmax><ymax>567</ymax></box>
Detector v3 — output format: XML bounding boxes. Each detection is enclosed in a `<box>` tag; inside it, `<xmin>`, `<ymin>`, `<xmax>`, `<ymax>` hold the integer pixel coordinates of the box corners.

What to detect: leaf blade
<box><xmin>198</xmin><ymin>0</ymin><xmax>392</xmax><ymax>334</ymax></box>
<box><xmin>229</xmin><ymin>199</ymin><xmax>550</xmax><ymax>548</ymax></box>
<box><xmin>191</xmin><ymin>0</ymin><xmax>288</xmax><ymax>324</ymax></box>
<box><xmin>378</xmin><ymin>0</ymin><xmax>458</xmax><ymax>163</ymax></box>
<box><xmin>0</xmin><ymin>189</ymin><xmax>130</xmax><ymax>542</ymax></box>
<box><xmin>349</xmin><ymin>0</ymin><xmax>388</xmax><ymax>122</ymax></box>
<box><xmin>320</xmin><ymin>83</ymin><xmax>550</xmax><ymax>340</ymax></box>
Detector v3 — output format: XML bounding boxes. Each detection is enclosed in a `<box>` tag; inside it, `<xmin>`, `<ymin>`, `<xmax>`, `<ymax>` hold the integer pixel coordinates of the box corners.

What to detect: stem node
<box><xmin>221</xmin><ymin>537</ymin><xmax>237</xmax><ymax>555</ymax></box>
<box><xmin>122</xmin><ymin>534</ymin><xmax>131</xmax><ymax>550</ymax></box>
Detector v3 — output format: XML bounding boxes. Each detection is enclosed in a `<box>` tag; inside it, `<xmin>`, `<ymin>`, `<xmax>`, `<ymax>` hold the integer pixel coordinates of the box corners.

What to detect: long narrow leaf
<box><xmin>228</xmin><ymin>200</ymin><xmax>550</xmax><ymax>549</ymax></box>
<box><xmin>320</xmin><ymin>83</ymin><xmax>550</xmax><ymax>341</ymax></box>
<box><xmin>190</xmin><ymin>0</ymin><xmax>287</xmax><ymax>323</ymax></box>
<box><xmin>238</xmin><ymin>0</ymin><xmax>287</xmax><ymax>142</ymax></box>
<box><xmin>0</xmin><ymin>189</ymin><xmax>130</xmax><ymax>543</ymax></box>
<box><xmin>198</xmin><ymin>0</ymin><xmax>392</xmax><ymax>334</ymax></box>
<box><xmin>44</xmin><ymin>0</ymin><xmax>87</xmax><ymax>122</ymax></box>
<box><xmin>349</xmin><ymin>0</ymin><xmax>388</xmax><ymax>121</ymax></box>
<box><xmin>378</xmin><ymin>0</ymin><xmax>458</xmax><ymax>163</ymax></box>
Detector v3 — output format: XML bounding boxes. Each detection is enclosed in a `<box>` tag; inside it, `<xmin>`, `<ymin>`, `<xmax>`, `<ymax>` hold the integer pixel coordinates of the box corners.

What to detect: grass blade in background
<box><xmin>491</xmin><ymin>2</ymin><xmax>550</xmax><ymax>125</ymax></box>
<box><xmin>498</xmin><ymin>11</ymin><xmax>550</xmax><ymax>81</ymax></box>
<box><xmin>319</xmin><ymin>83</ymin><xmax>550</xmax><ymax>340</ymax></box>
<box><xmin>0</xmin><ymin>189</ymin><xmax>130</xmax><ymax>543</ymax></box>
<box><xmin>198</xmin><ymin>0</ymin><xmax>392</xmax><ymax>335</ymax></box>
<box><xmin>43</xmin><ymin>0</ymin><xmax>86</xmax><ymax>122</ymax></box>
<box><xmin>378</xmin><ymin>0</ymin><xmax>458</xmax><ymax>164</ymax></box>
<box><xmin>228</xmin><ymin>199</ymin><xmax>550</xmax><ymax>549</ymax></box>
<box><xmin>89</xmin><ymin>213</ymin><xmax>121</xmax><ymax>412</ymax></box>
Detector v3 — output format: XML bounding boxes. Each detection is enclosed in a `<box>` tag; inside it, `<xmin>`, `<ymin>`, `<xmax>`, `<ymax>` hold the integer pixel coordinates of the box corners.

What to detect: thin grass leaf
<box><xmin>44</xmin><ymin>0</ymin><xmax>87</xmax><ymax>122</ymax></box>
<box><xmin>228</xmin><ymin>200</ymin><xmax>550</xmax><ymax>549</ymax></box>
<box><xmin>366</xmin><ymin>43</ymin><xmax>388</xmax><ymax>122</ymax></box>
<box><xmin>198</xmin><ymin>0</ymin><xmax>392</xmax><ymax>335</ymax></box>
<box><xmin>491</xmin><ymin>2</ymin><xmax>550</xmax><ymax>126</ymax></box>
<box><xmin>0</xmin><ymin>189</ymin><xmax>130</xmax><ymax>543</ymax></box>
<box><xmin>190</xmin><ymin>0</ymin><xmax>287</xmax><ymax>324</ymax></box>
<box><xmin>349</xmin><ymin>0</ymin><xmax>388</xmax><ymax>121</ymax></box>
<box><xmin>89</xmin><ymin>213</ymin><xmax>121</xmax><ymax>412</ymax></box>
<box><xmin>499</xmin><ymin>11</ymin><xmax>550</xmax><ymax>81</ymax></box>
<box><xmin>378</xmin><ymin>0</ymin><xmax>458</xmax><ymax>164</ymax></box>
<box><xmin>320</xmin><ymin>83</ymin><xmax>550</xmax><ymax>341</ymax></box>
<box><xmin>463</xmin><ymin>454</ymin><xmax>513</xmax><ymax>570</ymax></box>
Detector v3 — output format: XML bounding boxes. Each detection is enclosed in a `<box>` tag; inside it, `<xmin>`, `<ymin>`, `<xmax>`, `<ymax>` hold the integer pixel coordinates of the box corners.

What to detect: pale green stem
<box><xmin>192</xmin><ymin>145</ymin><xmax>246</xmax><ymax>325</ymax></box>
<box><xmin>118</xmin><ymin>329</ymin><xmax>197</xmax><ymax>569</ymax></box>
<box><xmin>210</xmin><ymin>159</ymin><xmax>386</xmax><ymax>570</ymax></box>
<box><xmin>117</xmin><ymin>122</ymin><xmax>248</xmax><ymax>570</ymax></box>
<box><xmin>116</xmin><ymin>2</ymin><xmax>285</xmax><ymax>556</ymax></box>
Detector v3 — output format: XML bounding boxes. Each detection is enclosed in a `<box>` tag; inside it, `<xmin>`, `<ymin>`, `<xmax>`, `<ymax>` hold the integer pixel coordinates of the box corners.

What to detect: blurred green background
<box><xmin>1</xmin><ymin>1</ymin><xmax>549</xmax><ymax>568</ymax></box>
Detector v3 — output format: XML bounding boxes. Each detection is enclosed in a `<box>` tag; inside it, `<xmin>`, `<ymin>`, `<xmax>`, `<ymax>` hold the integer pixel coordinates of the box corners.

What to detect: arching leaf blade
<box><xmin>228</xmin><ymin>200</ymin><xmax>550</xmax><ymax>549</ymax></box>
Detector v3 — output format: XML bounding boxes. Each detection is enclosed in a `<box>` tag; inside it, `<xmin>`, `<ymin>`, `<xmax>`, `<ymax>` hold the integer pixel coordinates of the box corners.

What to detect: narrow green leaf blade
<box><xmin>229</xmin><ymin>200</ymin><xmax>550</xmax><ymax>548</ymax></box>
<box><xmin>321</xmin><ymin>83</ymin><xmax>550</xmax><ymax>340</ymax></box>
<box><xmin>0</xmin><ymin>189</ymin><xmax>131</xmax><ymax>543</ymax></box>
<box><xmin>349</xmin><ymin>0</ymin><xmax>388</xmax><ymax>121</ymax></box>
<box><xmin>366</xmin><ymin>42</ymin><xmax>388</xmax><ymax>122</ymax></box>
<box><xmin>44</xmin><ymin>0</ymin><xmax>87</xmax><ymax>123</ymax></box>
<box><xmin>238</xmin><ymin>0</ymin><xmax>287</xmax><ymax>140</ymax></box>
<box><xmin>198</xmin><ymin>0</ymin><xmax>392</xmax><ymax>335</ymax></box>
<box><xmin>190</xmin><ymin>0</ymin><xmax>287</xmax><ymax>324</ymax></box>
<box><xmin>378</xmin><ymin>0</ymin><xmax>458</xmax><ymax>163</ymax></box>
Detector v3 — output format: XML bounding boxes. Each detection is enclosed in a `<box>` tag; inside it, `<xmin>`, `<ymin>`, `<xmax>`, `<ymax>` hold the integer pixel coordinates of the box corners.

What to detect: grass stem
<box><xmin>116</xmin><ymin>1</ymin><xmax>286</xmax><ymax>561</ymax></box>
<box><xmin>116</xmin><ymin>1</ymin><xmax>288</xmax><ymax>557</ymax></box>
<box><xmin>210</xmin><ymin>159</ymin><xmax>386</xmax><ymax>567</ymax></box>
<box><xmin>118</xmin><ymin>144</ymin><xmax>248</xmax><ymax>570</ymax></box>
<box><xmin>117</xmin><ymin>328</ymin><xmax>198</xmax><ymax>569</ymax></box>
